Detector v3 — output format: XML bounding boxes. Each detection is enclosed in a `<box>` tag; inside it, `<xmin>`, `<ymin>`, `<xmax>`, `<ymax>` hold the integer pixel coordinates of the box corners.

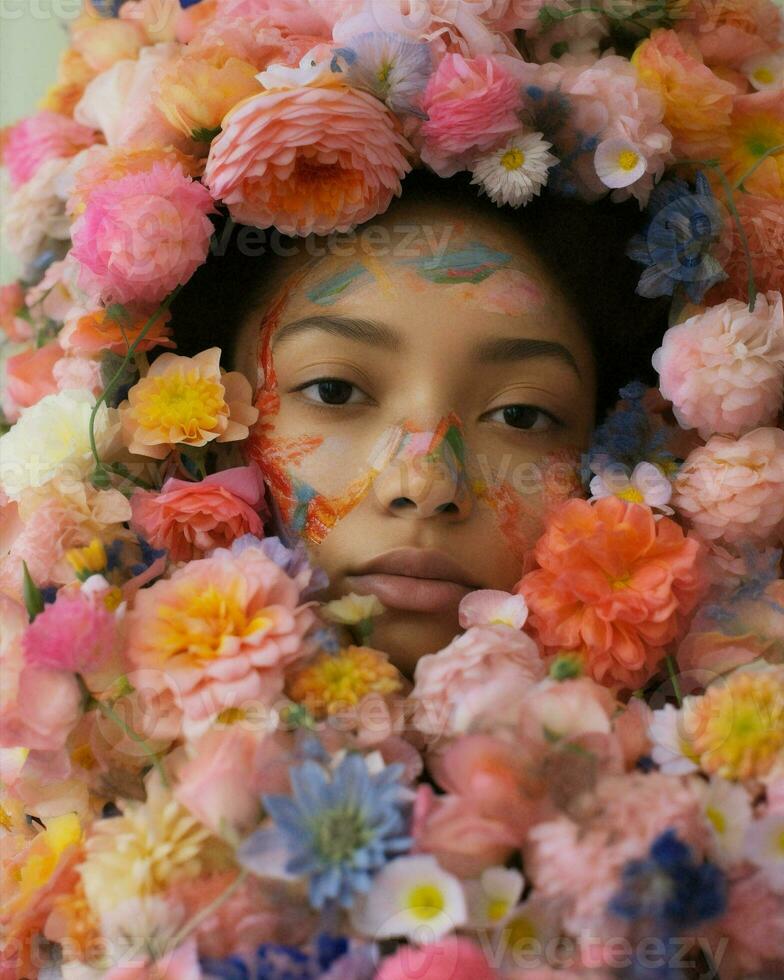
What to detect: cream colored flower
<box><xmin>0</xmin><ymin>390</ymin><xmax>117</xmax><ymax>499</ymax></box>
<box><xmin>323</xmin><ymin>592</ymin><xmax>386</xmax><ymax>626</ymax></box>
<box><xmin>79</xmin><ymin>773</ymin><xmax>215</xmax><ymax>917</ymax></box>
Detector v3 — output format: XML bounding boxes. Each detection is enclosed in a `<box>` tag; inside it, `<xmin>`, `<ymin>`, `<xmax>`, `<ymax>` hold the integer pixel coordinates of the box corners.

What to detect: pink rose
<box><xmin>375</xmin><ymin>937</ymin><xmax>498</xmax><ymax>980</ymax></box>
<box><xmin>410</xmin><ymin>625</ymin><xmax>545</xmax><ymax>739</ymax></box>
<box><xmin>673</xmin><ymin>427</ymin><xmax>784</xmax><ymax>547</ymax></box>
<box><xmin>22</xmin><ymin>589</ymin><xmax>118</xmax><ymax>674</ymax></box>
<box><xmin>130</xmin><ymin>466</ymin><xmax>267</xmax><ymax>562</ymax></box>
<box><xmin>1</xmin><ymin>110</ymin><xmax>97</xmax><ymax>189</ymax></box>
<box><xmin>653</xmin><ymin>292</ymin><xmax>784</xmax><ymax>439</ymax></box>
<box><xmin>420</xmin><ymin>53</ymin><xmax>522</xmax><ymax>176</ymax></box>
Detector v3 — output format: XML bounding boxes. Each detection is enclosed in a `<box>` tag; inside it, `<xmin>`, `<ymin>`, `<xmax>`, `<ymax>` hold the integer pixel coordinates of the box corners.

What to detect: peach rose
<box><xmin>3</xmin><ymin>341</ymin><xmax>61</xmax><ymax>420</ymax></box>
<box><xmin>129</xmin><ymin>465</ymin><xmax>267</xmax><ymax>561</ymax></box>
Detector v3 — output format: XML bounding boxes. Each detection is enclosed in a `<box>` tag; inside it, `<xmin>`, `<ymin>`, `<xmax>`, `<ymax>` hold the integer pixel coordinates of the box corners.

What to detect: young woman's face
<box><xmin>235</xmin><ymin>199</ymin><xmax>598</xmax><ymax>675</ymax></box>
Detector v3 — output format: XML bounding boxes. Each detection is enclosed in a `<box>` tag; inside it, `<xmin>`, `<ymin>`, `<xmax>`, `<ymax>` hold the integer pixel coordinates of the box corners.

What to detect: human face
<box><xmin>234</xmin><ymin>202</ymin><xmax>597</xmax><ymax>675</ymax></box>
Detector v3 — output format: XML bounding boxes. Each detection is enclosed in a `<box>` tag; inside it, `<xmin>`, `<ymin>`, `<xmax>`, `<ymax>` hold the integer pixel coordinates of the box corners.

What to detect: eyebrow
<box><xmin>271</xmin><ymin>315</ymin><xmax>581</xmax><ymax>380</ymax></box>
<box><xmin>474</xmin><ymin>337</ymin><xmax>581</xmax><ymax>379</ymax></box>
<box><xmin>271</xmin><ymin>315</ymin><xmax>401</xmax><ymax>352</ymax></box>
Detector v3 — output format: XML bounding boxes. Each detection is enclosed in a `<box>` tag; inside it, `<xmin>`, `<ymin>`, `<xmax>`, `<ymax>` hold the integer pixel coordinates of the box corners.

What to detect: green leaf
<box><xmin>22</xmin><ymin>562</ymin><xmax>45</xmax><ymax>622</ymax></box>
<box><xmin>105</xmin><ymin>303</ymin><xmax>132</xmax><ymax>327</ymax></box>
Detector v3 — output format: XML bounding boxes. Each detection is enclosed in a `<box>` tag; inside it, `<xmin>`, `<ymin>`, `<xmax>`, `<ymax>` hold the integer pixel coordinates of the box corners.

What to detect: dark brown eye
<box><xmin>316</xmin><ymin>380</ymin><xmax>354</xmax><ymax>404</ymax></box>
<box><xmin>502</xmin><ymin>405</ymin><xmax>543</xmax><ymax>429</ymax></box>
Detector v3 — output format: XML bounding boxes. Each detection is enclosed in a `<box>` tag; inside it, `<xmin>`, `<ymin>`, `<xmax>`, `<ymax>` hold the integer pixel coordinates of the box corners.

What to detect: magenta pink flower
<box><xmin>1</xmin><ymin>110</ymin><xmax>97</xmax><ymax>189</ymax></box>
<box><xmin>419</xmin><ymin>53</ymin><xmax>522</xmax><ymax>176</ymax></box>
<box><xmin>70</xmin><ymin>161</ymin><xmax>215</xmax><ymax>305</ymax></box>
<box><xmin>673</xmin><ymin>427</ymin><xmax>784</xmax><ymax>547</ymax></box>
<box><xmin>654</xmin><ymin>292</ymin><xmax>784</xmax><ymax>439</ymax></box>
<box><xmin>204</xmin><ymin>77</ymin><xmax>411</xmax><ymax>236</ymax></box>
<box><xmin>22</xmin><ymin>590</ymin><xmax>117</xmax><ymax>674</ymax></box>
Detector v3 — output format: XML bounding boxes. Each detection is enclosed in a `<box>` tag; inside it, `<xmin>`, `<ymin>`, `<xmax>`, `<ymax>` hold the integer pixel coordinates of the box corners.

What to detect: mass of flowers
<box><xmin>1</xmin><ymin>0</ymin><xmax>784</xmax><ymax>978</ymax></box>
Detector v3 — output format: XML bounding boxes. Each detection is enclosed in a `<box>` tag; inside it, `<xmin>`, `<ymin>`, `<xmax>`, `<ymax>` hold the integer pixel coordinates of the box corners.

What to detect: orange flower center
<box><xmin>157</xmin><ymin>585</ymin><xmax>272</xmax><ymax>664</ymax></box>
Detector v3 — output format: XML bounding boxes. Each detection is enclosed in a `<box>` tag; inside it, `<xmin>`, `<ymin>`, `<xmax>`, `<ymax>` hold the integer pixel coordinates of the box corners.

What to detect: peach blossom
<box><xmin>0</xmin><ymin>283</ymin><xmax>31</xmax><ymax>343</ymax></box>
<box><xmin>707</xmin><ymin>195</ymin><xmax>784</xmax><ymax>305</ymax></box>
<box><xmin>410</xmin><ymin>625</ymin><xmax>545</xmax><ymax>739</ymax></box>
<box><xmin>204</xmin><ymin>75</ymin><xmax>412</xmax><ymax>236</ymax></box>
<box><xmin>720</xmin><ymin>90</ymin><xmax>784</xmax><ymax>200</ymax></box>
<box><xmin>59</xmin><ymin>307</ymin><xmax>175</xmax><ymax>356</ymax></box>
<box><xmin>71</xmin><ymin>16</ymin><xmax>147</xmax><ymax>72</ymax></box>
<box><xmin>130</xmin><ymin>465</ymin><xmax>266</xmax><ymax>561</ymax></box>
<box><xmin>3</xmin><ymin>341</ymin><xmax>61</xmax><ymax>421</ymax></box>
<box><xmin>518</xmin><ymin>497</ymin><xmax>706</xmax><ymax>690</ymax></box>
<box><xmin>673</xmin><ymin>427</ymin><xmax>784</xmax><ymax>547</ymax></box>
<box><xmin>124</xmin><ymin>544</ymin><xmax>314</xmax><ymax>728</ymax></box>
<box><xmin>677</xmin><ymin>0</ymin><xmax>783</xmax><ymax>71</ymax></box>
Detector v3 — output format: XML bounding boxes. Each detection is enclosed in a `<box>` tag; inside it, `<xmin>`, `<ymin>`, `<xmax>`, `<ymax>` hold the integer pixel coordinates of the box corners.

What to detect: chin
<box><xmin>370</xmin><ymin>610</ymin><xmax>461</xmax><ymax>680</ymax></box>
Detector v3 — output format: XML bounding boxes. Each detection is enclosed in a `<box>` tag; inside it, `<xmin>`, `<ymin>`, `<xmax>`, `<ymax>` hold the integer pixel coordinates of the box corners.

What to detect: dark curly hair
<box><xmin>170</xmin><ymin>168</ymin><xmax>669</xmax><ymax>421</ymax></box>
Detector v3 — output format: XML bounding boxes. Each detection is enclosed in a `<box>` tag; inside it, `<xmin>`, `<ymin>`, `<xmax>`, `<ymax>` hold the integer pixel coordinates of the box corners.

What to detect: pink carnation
<box><xmin>653</xmin><ymin>292</ymin><xmax>784</xmax><ymax>439</ymax></box>
<box><xmin>410</xmin><ymin>625</ymin><xmax>545</xmax><ymax>739</ymax></box>
<box><xmin>70</xmin><ymin>161</ymin><xmax>215</xmax><ymax>305</ymax></box>
<box><xmin>22</xmin><ymin>590</ymin><xmax>117</xmax><ymax>674</ymax></box>
<box><xmin>419</xmin><ymin>53</ymin><xmax>522</xmax><ymax>176</ymax></box>
<box><xmin>52</xmin><ymin>355</ymin><xmax>104</xmax><ymax>397</ymax></box>
<box><xmin>130</xmin><ymin>466</ymin><xmax>267</xmax><ymax>562</ymax></box>
<box><xmin>204</xmin><ymin>79</ymin><xmax>411</xmax><ymax>236</ymax></box>
<box><xmin>1</xmin><ymin>110</ymin><xmax>97</xmax><ymax>189</ymax></box>
<box><xmin>124</xmin><ymin>543</ymin><xmax>314</xmax><ymax>728</ymax></box>
<box><xmin>375</xmin><ymin>937</ymin><xmax>497</xmax><ymax>980</ymax></box>
<box><xmin>672</xmin><ymin>427</ymin><xmax>784</xmax><ymax>547</ymax></box>
<box><xmin>0</xmin><ymin>594</ymin><xmax>82</xmax><ymax>752</ymax></box>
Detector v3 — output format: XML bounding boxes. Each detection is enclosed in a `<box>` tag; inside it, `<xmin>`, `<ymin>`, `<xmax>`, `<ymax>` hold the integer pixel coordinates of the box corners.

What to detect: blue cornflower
<box><xmin>627</xmin><ymin>172</ymin><xmax>728</xmax><ymax>303</ymax></box>
<box><xmin>583</xmin><ymin>380</ymin><xmax>674</xmax><ymax>486</ymax></box>
<box><xmin>609</xmin><ymin>829</ymin><xmax>726</xmax><ymax>928</ymax></box>
<box><xmin>331</xmin><ymin>32</ymin><xmax>432</xmax><ymax>115</ymax></box>
<box><xmin>238</xmin><ymin>752</ymin><xmax>412</xmax><ymax>909</ymax></box>
<box><xmin>200</xmin><ymin>934</ymin><xmax>369</xmax><ymax>980</ymax></box>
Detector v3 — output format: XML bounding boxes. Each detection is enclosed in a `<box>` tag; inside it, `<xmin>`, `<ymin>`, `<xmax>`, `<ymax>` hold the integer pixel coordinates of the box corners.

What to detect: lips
<box><xmin>345</xmin><ymin>548</ymin><xmax>477</xmax><ymax>614</ymax></box>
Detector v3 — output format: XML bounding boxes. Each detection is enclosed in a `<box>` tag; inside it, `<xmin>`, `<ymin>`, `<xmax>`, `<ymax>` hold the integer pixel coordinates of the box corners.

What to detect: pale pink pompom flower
<box><xmin>70</xmin><ymin>161</ymin><xmax>215</xmax><ymax>305</ymax></box>
<box><xmin>204</xmin><ymin>76</ymin><xmax>412</xmax><ymax>236</ymax></box>
<box><xmin>1</xmin><ymin>110</ymin><xmax>98</xmax><ymax>189</ymax></box>
<box><xmin>410</xmin><ymin>625</ymin><xmax>545</xmax><ymax>739</ymax></box>
<box><xmin>419</xmin><ymin>52</ymin><xmax>522</xmax><ymax>176</ymax></box>
<box><xmin>672</xmin><ymin>427</ymin><xmax>784</xmax><ymax>548</ymax></box>
<box><xmin>654</xmin><ymin>292</ymin><xmax>784</xmax><ymax>439</ymax></box>
<box><xmin>458</xmin><ymin>589</ymin><xmax>528</xmax><ymax>629</ymax></box>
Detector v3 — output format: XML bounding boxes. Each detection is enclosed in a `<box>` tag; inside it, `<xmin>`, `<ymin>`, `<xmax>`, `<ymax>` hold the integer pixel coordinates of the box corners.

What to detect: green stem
<box><xmin>168</xmin><ymin>868</ymin><xmax>249</xmax><ymax>950</ymax></box>
<box><xmin>665</xmin><ymin>654</ymin><xmax>683</xmax><ymax>708</ymax></box>
<box><xmin>708</xmin><ymin>162</ymin><xmax>758</xmax><ymax>311</ymax></box>
<box><xmin>88</xmin><ymin>287</ymin><xmax>183</xmax><ymax>477</ymax></box>
<box><xmin>76</xmin><ymin>674</ymin><xmax>170</xmax><ymax>789</ymax></box>
<box><xmin>733</xmin><ymin>142</ymin><xmax>784</xmax><ymax>192</ymax></box>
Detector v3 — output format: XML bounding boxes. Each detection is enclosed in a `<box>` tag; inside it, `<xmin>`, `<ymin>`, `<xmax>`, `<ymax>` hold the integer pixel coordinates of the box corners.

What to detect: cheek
<box><xmin>468</xmin><ymin>446</ymin><xmax>584</xmax><ymax>564</ymax></box>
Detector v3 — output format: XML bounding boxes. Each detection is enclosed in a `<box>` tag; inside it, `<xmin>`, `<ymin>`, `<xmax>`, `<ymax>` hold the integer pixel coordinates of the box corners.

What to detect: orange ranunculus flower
<box><xmin>632</xmin><ymin>29</ymin><xmax>736</xmax><ymax>159</ymax></box>
<box><xmin>119</xmin><ymin>347</ymin><xmax>259</xmax><ymax>459</ymax></box>
<box><xmin>517</xmin><ymin>496</ymin><xmax>706</xmax><ymax>690</ymax></box>
<box><xmin>59</xmin><ymin>307</ymin><xmax>175</xmax><ymax>356</ymax></box>
<box><xmin>156</xmin><ymin>47</ymin><xmax>262</xmax><ymax>141</ymax></box>
<box><xmin>720</xmin><ymin>91</ymin><xmax>784</xmax><ymax>200</ymax></box>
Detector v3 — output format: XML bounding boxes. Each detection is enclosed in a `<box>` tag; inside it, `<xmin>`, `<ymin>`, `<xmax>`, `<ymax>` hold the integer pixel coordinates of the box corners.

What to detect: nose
<box><xmin>372</xmin><ymin>420</ymin><xmax>472</xmax><ymax>520</ymax></box>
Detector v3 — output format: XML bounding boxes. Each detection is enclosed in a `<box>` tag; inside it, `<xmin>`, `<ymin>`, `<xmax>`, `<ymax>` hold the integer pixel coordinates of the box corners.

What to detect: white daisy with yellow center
<box><xmin>744</xmin><ymin>811</ymin><xmax>784</xmax><ymax>893</ymax></box>
<box><xmin>594</xmin><ymin>137</ymin><xmax>647</xmax><ymax>190</ymax></box>
<box><xmin>470</xmin><ymin>130</ymin><xmax>558</xmax><ymax>208</ymax></box>
<box><xmin>465</xmin><ymin>867</ymin><xmax>525</xmax><ymax>930</ymax></box>
<box><xmin>696</xmin><ymin>777</ymin><xmax>752</xmax><ymax>866</ymax></box>
<box><xmin>742</xmin><ymin>53</ymin><xmax>784</xmax><ymax>92</ymax></box>
<box><xmin>589</xmin><ymin>460</ymin><xmax>673</xmax><ymax>514</ymax></box>
<box><xmin>648</xmin><ymin>702</ymin><xmax>701</xmax><ymax>776</ymax></box>
<box><xmin>351</xmin><ymin>854</ymin><xmax>466</xmax><ymax>942</ymax></box>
